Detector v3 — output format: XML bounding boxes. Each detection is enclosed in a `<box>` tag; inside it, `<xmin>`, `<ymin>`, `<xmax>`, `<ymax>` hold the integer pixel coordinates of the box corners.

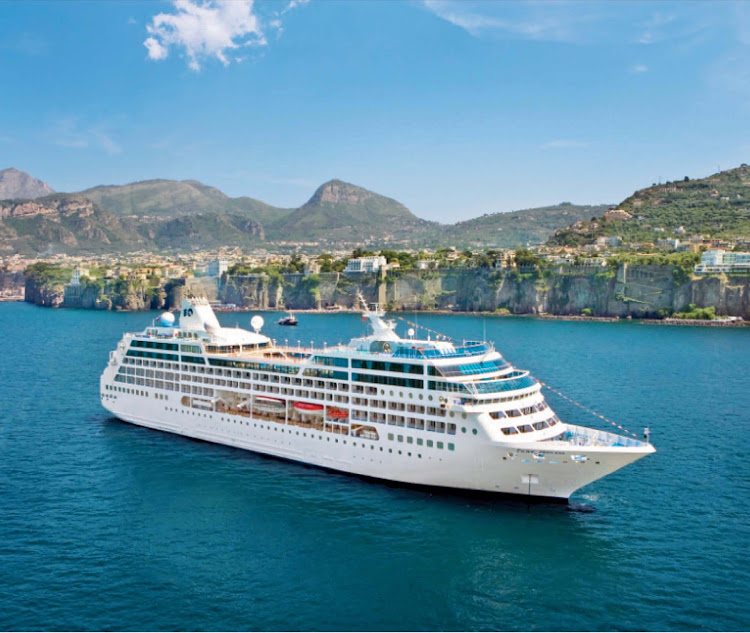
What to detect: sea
<box><xmin>1</xmin><ymin>302</ymin><xmax>748</xmax><ymax>632</ymax></box>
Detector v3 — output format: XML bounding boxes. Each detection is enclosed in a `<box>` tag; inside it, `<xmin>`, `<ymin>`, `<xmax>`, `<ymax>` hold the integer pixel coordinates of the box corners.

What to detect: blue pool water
<box><xmin>0</xmin><ymin>303</ymin><xmax>748</xmax><ymax>631</ymax></box>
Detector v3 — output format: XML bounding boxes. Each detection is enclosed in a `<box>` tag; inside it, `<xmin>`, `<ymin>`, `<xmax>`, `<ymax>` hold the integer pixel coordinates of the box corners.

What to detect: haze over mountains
<box><xmin>0</xmin><ymin>168</ymin><xmax>607</xmax><ymax>256</ymax></box>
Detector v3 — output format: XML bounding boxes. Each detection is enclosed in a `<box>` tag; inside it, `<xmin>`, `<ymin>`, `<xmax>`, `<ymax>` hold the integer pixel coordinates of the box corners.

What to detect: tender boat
<box><xmin>278</xmin><ymin>312</ymin><xmax>298</xmax><ymax>326</ymax></box>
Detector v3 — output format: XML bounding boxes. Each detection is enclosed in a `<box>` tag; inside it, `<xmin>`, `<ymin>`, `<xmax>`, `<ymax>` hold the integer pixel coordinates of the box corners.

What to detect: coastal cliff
<box><xmin>219</xmin><ymin>266</ymin><xmax>750</xmax><ymax>319</ymax></box>
<box><xmin>23</xmin><ymin>265</ymin><xmax>750</xmax><ymax>319</ymax></box>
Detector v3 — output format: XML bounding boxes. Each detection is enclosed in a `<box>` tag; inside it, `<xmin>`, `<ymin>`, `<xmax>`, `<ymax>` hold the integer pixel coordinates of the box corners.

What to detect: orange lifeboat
<box><xmin>327</xmin><ymin>407</ymin><xmax>349</xmax><ymax>420</ymax></box>
<box><xmin>294</xmin><ymin>401</ymin><xmax>324</xmax><ymax>415</ymax></box>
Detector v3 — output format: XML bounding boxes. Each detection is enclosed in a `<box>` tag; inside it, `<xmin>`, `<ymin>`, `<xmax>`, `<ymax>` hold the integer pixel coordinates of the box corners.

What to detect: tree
<box><xmin>514</xmin><ymin>248</ymin><xmax>541</xmax><ymax>268</ymax></box>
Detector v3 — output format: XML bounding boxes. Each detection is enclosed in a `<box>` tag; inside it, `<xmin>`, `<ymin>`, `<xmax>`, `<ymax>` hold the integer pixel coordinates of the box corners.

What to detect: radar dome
<box><xmin>159</xmin><ymin>312</ymin><xmax>175</xmax><ymax>327</ymax></box>
<box><xmin>250</xmin><ymin>315</ymin><xmax>264</xmax><ymax>332</ymax></box>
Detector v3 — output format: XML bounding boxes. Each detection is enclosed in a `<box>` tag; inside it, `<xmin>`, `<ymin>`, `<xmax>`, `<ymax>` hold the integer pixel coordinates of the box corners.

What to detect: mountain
<box><xmin>81</xmin><ymin>178</ymin><xmax>283</xmax><ymax>218</ymax></box>
<box><xmin>0</xmin><ymin>171</ymin><xmax>612</xmax><ymax>255</ymax></box>
<box><xmin>0</xmin><ymin>168</ymin><xmax>55</xmax><ymax>200</ymax></box>
<box><xmin>266</xmin><ymin>179</ymin><xmax>433</xmax><ymax>241</ymax></box>
<box><xmin>548</xmin><ymin>165</ymin><xmax>750</xmax><ymax>246</ymax></box>
<box><xmin>443</xmin><ymin>203</ymin><xmax>610</xmax><ymax>248</ymax></box>
<box><xmin>81</xmin><ymin>177</ymin><xmax>431</xmax><ymax>243</ymax></box>
<box><xmin>0</xmin><ymin>194</ymin><xmax>266</xmax><ymax>256</ymax></box>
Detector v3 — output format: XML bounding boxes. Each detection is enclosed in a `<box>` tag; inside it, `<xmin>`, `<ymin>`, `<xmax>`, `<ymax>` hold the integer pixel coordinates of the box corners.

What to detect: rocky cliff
<box><xmin>24</xmin><ymin>266</ymin><xmax>750</xmax><ymax>318</ymax></box>
<box><xmin>0</xmin><ymin>168</ymin><xmax>55</xmax><ymax>199</ymax></box>
<box><xmin>220</xmin><ymin>267</ymin><xmax>750</xmax><ymax>319</ymax></box>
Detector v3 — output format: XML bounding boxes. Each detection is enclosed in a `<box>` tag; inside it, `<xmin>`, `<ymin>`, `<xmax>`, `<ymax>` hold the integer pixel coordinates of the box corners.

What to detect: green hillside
<box><xmin>442</xmin><ymin>203</ymin><xmax>610</xmax><ymax>248</ymax></box>
<box><xmin>549</xmin><ymin>165</ymin><xmax>750</xmax><ymax>246</ymax></box>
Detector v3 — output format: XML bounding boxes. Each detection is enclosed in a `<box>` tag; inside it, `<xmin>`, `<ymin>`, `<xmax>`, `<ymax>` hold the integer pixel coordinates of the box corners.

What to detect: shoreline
<box><xmin>16</xmin><ymin>300</ymin><xmax>748</xmax><ymax>327</ymax></box>
<box><xmin>218</xmin><ymin>305</ymin><xmax>748</xmax><ymax>327</ymax></box>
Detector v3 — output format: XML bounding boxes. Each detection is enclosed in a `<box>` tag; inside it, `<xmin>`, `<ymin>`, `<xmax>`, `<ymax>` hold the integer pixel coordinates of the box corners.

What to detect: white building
<box><xmin>206</xmin><ymin>259</ymin><xmax>229</xmax><ymax>277</ymax></box>
<box><xmin>695</xmin><ymin>250</ymin><xmax>750</xmax><ymax>274</ymax></box>
<box><xmin>344</xmin><ymin>256</ymin><xmax>387</xmax><ymax>274</ymax></box>
<box><xmin>70</xmin><ymin>267</ymin><xmax>90</xmax><ymax>286</ymax></box>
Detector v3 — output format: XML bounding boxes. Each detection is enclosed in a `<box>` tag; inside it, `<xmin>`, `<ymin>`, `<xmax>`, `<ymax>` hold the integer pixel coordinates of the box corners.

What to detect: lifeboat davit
<box><xmin>294</xmin><ymin>401</ymin><xmax>324</xmax><ymax>415</ymax></box>
<box><xmin>254</xmin><ymin>395</ymin><xmax>285</xmax><ymax>410</ymax></box>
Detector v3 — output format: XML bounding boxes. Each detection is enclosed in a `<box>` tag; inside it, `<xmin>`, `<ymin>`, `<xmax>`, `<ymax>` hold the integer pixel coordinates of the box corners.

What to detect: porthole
<box><xmin>462</xmin><ymin>413</ymin><xmax>467</xmax><ymax>419</ymax></box>
<box><xmin>449</xmin><ymin>411</ymin><xmax>455</xmax><ymax>417</ymax></box>
<box><xmin>428</xmin><ymin>395</ymin><xmax>433</xmax><ymax>401</ymax></box>
<box><xmin>418</xmin><ymin>394</ymin><xmax>423</xmax><ymax>400</ymax></box>
<box><xmin>461</xmin><ymin>427</ymin><xmax>466</xmax><ymax>433</ymax></box>
<box><xmin>472</xmin><ymin>429</ymin><xmax>478</xmax><ymax>435</ymax></box>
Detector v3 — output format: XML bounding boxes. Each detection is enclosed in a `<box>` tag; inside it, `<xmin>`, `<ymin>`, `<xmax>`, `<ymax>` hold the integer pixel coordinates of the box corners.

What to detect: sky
<box><xmin>1</xmin><ymin>0</ymin><xmax>749</xmax><ymax>223</ymax></box>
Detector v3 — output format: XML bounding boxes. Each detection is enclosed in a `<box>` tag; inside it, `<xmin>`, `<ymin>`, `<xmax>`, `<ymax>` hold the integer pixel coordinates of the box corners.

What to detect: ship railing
<box><xmin>563</xmin><ymin>425</ymin><xmax>648</xmax><ymax>448</ymax></box>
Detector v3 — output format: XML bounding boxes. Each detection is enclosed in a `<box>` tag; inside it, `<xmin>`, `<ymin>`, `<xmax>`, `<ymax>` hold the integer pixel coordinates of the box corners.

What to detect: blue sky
<box><xmin>1</xmin><ymin>0</ymin><xmax>748</xmax><ymax>223</ymax></box>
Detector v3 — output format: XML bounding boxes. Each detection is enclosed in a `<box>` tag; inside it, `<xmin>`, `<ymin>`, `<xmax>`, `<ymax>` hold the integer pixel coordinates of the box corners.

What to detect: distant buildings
<box><xmin>695</xmin><ymin>250</ymin><xmax>750</xmax><ymax>274</ymax></box>
<box><xmin>206</xmin><ymin>259</ymin><xmax>229</xmax><ymax>277</ymax></box>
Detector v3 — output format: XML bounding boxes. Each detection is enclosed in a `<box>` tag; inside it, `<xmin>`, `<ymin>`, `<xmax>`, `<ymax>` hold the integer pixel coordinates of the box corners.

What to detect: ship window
<box><xmin>437</xmin><ymin>442</ymin><xmax>444</xmax><ymax>449</ymax></box>
<box><xmin>472</xmin><ymin>429</ymin><xmax>478</xmax><ymax>435</ymax></box>
<box><xmin>461</xmin><ymin>427</ymin><xmax>466</xmax><ymax>433</ymax></box>
<box><xmin>448</xmin><ymin>443</ymin><xmax>454</xmax><ymax>451</ymax></box>
<box><xmin>407</xmin><ymin>437</ymin><xmax>413</xmax><ymax>444</ymax></box>
<box><xmin>518</xmin><ymin>424</ymin><xmax>533</xmax><ymax>433</ymax></box>
<box><xmin>397</xmin><ymin>435</ymin><xmax>403</xmax><ymax>442</ymax></box>
<box><xmin>426</xmin><ymin>440</ymin><xmax>433</xmax><ymax>447</ymax></box>
<box><xmin>533</xmin><ymin>421</ymin><xmax>549</xmax><ymax>431</ymax></box>
<box><xmin>388</xmin><ymin>433</ymin><xmax>393</xmax><ymax>440</ymax></box>
<box><xmin>501</xmin><ymin>427</ymin><xmax>519</xmax><ymax>435</ymax></box>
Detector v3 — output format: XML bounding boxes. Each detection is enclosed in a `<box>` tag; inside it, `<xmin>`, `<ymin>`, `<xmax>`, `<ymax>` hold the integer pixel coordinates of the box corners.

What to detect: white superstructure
<box><xmin>100</xmin><ymin>296</ymin><xmax>655</xmax><ymax>501</ymax></box>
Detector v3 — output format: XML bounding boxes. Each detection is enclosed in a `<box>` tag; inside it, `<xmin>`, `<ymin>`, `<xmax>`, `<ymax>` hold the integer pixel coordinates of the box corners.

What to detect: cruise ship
<box><xmin>100</xmin><ymin>296</ymin><xmax>655</xmax><ymax>501</ymax></box>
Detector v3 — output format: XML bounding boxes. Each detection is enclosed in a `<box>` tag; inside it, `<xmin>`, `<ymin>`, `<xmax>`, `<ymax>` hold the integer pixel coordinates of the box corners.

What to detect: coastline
<box><xmin>218</xmin><ymin>305</ymin><xmax>748</xmax><ymax>327</ymax></box>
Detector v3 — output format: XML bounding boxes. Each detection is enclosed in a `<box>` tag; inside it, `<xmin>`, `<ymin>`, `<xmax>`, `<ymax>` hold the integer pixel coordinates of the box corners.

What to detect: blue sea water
<box><xmin>0</xmin><ymin>302</ymin><xmax>748</xmax><ymax>632</ymax></box>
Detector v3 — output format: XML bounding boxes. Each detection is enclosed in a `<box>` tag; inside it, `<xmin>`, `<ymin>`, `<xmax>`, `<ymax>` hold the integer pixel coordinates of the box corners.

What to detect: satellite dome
<box><xmin>159</xmin><ymin>312</ymin><xmax>175</xmax><ymax>327</ymax></box>
<box><xmin>250</xmin><ymin>315</ymin><xmax>264</xmax><ymax>332</ymax></box>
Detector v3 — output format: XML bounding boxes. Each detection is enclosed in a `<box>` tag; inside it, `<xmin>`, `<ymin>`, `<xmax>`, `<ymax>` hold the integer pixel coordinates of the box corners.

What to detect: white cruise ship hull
<box><xmin>101</xmin><ymin>387</ymin><xmax>650</xmax><ymax>501</ymax></box>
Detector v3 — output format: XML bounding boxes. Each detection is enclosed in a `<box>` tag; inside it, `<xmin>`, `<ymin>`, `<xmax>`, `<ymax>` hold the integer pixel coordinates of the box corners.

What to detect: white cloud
<box><xmin>636</xmin><ymin>12</ymin><xmax>675</xmax><ymax>45</ymax></box>
<box><xmin>421</xmin><ymin>0</ymin><xmax>595</xmax><ymax>43</ymax></box>
<box><xmin>144</xmin><ymin>0</ymin><xmax>266</xmax><ymax>71</ymax></box>
<box><xmin>50</xmin><ymin>117</ymin><xmax>122</xmax><ymax>155</ymax></box>
<box><xmin>282</xmin><ymin>0</ymin><xmax>310</xmax><ymax>15</ymax></box>
<box><xmin>540</xmin><ymin>140</ymin><xmax>590</xmax><ymax>150</ymax></box>
<box><xmin>631</xmin><ymin>64</ymin><xmax>648</xmax><ymax>73</ymax></box>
